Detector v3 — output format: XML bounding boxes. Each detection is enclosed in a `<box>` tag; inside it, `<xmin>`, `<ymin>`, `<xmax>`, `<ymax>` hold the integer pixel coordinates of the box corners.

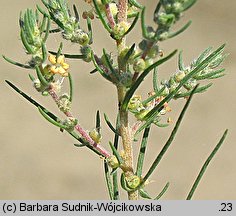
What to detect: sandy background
<box><xmin>0</xmin><ymin>0</ymin><xmax>235</xmax><ymax>200</ymax></box>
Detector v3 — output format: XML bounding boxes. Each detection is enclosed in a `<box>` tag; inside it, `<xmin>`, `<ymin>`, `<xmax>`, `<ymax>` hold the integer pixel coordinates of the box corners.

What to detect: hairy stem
<box><xmin>117</xmin><ymin>0</ymin><xmax>138</xmax><ymax>200</ymax></box>
<box><xmin>105</xmin><ymin>4</ymin><xmax>116</xmax><ymax>29</ymax></box>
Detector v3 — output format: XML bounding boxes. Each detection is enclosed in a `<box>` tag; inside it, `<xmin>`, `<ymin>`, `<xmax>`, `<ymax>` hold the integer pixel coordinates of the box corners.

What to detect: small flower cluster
<box><xmin>128</xmin><ymin>92</ymin><xmax>171</xmax><ymax>121</ymax></box>
<box><xmin>159</xmin><ymin>47</ymin><xmax>227</xmax><ymax>98</ymax></box>
<box><xmin>154</xmin><ymin>0</ymin><xmax>196</xmax><ymax>41</ymax></box>
<box><xmin>42</xmin><ymin>0</ymin><xmax>90</xmax><ymax>46</ymax></box>
<box><xmin>46</xmin><ymin>54</ymin><xmax>69</xmax><ymax>77</ymax></box>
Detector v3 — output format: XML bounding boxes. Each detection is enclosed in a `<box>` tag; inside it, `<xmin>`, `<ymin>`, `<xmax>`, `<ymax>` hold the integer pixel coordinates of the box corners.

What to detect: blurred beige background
<box><xmin>0</xmin><ymin>0</ymin><xmax>235</xmax><ymax>200</ymax></box>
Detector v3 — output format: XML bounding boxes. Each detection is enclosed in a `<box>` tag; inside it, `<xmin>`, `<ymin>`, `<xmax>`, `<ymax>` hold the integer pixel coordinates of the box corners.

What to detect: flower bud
<box><xmin>58</xmin><ymin>94</ymin><xmax>71</xmax><ymax>112</ymax></box>
<box><xmin>109</xmin><ymin>3</ymin><xmax>118</xmax><ymax>16</ymax></box>
<box><xmin>113</xmin><ymin>21</ymin><xmax>130</xmax><ymax>39</ymax></box>
<box><xmin>89</xmin><ymin>128</ymin><xmax>102</xmax><ymax>143</ymax></box>
<box><xmin>147</xmin><ymin>45</ymin><xmax>159</xmax><ymax>58</ymax></box>
<box><xmin>133</xmin><ymin>58</ymin><xmax>146</xmax><ymax>73</ymax></box>
<box><xmin>184</xmin><ymin>78</ymin><xmax>197</xmax><ymax>90</ymax></box>
<box><xmin>159</xmin><ymin>31</ymin><xmax>169</xmax><ymax>41</ymax></box>
<box><xmin>135</xmin><ymin>109</ymin><xmax>149</xmax><ymax>121</ymax></box>
<box><xmin>80</xmin><ymin>46</ymin><xmax>92</xmax><ymax>62</ymax></box>
<box><xmin>75</xmin><ymin>30</ymin><xmax>90</xmax><ymax>46</ymax></box>
<box><xmin>172</xmin><ymin>2</ymin><xmax>183</xmax><ymax>13</ymax></box>
<box><xmin>63</xmin><ymin>117</ymin><xmax>78</xmax><ymax>132</ymax></box>
<box><xmin>107</xmin><ymin>155</ymin><xmax>119</xmax><ymax>169</ymax></box>
<box><xmin>157</xmin><ymin>13</ymin><xmax>175</xmax><ymax>27</ymax></box>
<box><xmin>160</xmin><ymin>85</ymin><xmax>170</xmax><ymax>96</ymax></box>
<box><xmin>174</xmin><ymin>71</ymin><xmax>186</xmax><ymax>82</ymax></box>
<box><xmin>128</xmin><ymin>95</ymin><xmax>142</xmax><ymax>111</ymax></box>
<box><xmin>33</xmin><ymin>79</ymin><xmax>41</xmax><ymax>91</ymax></box>
<box><xmin>126</xmin><ymin>175</ymin><xmax>141</xmax><ymax>189</ymax></box>
<box><xmin>42</xmin><ymin>90</ymin><xmax>49</xmax><ymax>96</ymax></box>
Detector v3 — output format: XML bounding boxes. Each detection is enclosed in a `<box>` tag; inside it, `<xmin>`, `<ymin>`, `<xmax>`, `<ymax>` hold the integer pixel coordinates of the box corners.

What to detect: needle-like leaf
<box><xmin>121</xmin><ymin>49</ymin><xmax>177</xmax><ymax>111</ymax></box>
<box><xmin>154</xmin><ymin>182</ymin><xmax>170</xmax><ymax>200</ymax></box>
<box><xmin>104</xmin><ymin>161</ymin><xmax>114</xmax><ymax>200</ymax></box>
<box><xmin>186</xmin><ymin>129</ymin><xmax>228</xmax><ymax>200</ymax></box>
<box><xmin>2</xmin><ymin>55</ymin><xmax>32</xmax><ymax>69</ymax></box>
<box><xmin>142</xmin><ymin>85</ymin><xmax>199</xmax><ymax>184</ymax></box>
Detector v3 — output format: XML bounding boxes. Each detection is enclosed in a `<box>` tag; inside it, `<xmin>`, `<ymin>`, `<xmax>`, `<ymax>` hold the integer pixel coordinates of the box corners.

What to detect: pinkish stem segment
<box><xmin>48</xmin><ymin>86</ymin><xmax>111</xmax><ymax>158</ymax></box>
<box><xmin>105</xmin><ymin>4</ymin><xmax>116</xmax><ymax>29</ymax></box>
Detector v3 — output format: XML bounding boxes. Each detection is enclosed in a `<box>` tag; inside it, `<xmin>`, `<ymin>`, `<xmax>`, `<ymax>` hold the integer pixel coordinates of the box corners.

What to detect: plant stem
<box><xmin>116</xmin><ymin>0</ymin><xmax>138</xmax><ymax>200</ymax></box>
<box><xmin>105</xmin><ymin>4</ymin><xmax>116</xmax><ymax>29</ymax></box>
<box><xmin>48</xmin><ymin>86</ymin><xmax>111</xmax><ymax>158</ymax></box>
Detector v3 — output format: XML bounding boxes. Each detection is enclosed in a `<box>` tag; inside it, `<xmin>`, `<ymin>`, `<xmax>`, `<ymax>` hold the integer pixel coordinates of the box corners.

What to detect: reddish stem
<box><xmin>105</xmin><ymin>4</ymin><xmax>116</xmax><ymax>29</ymax></box>
<box><xmin>48</xmin><ymin>85</ymin><xmax>111</xmax><ymax>158</ymax></box>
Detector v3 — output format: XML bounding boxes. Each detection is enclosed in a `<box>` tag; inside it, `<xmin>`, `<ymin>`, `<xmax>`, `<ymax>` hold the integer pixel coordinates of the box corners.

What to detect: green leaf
<box><xmin>174</xmin><ymin>83</ymin><xmax>213</xmax><ymax>99</ymax></box>
<box><xmin>39</xmin><ymin>14</ymin><xmax>47</xmax><ymax>34</ymax></box>
<box><xmin>154</xmin><ymin>122</ymin><xmax>169</xmax><ymax>128</ymax></box>
<box><xmin>38</xmin><ymin>107</ymin><xmax>68</xmax><ymax>130</ymax></box>
<box><xmin>36</xmin><ymin>4</ymin><xmax>49</xmax><ymax>16</ymax></box>
<box><xmin>182</xmin><ymin>0</ymin><xmax>197</xmax><ymax>11</ymax></box>
<box><xmin>123</xmin><ymin>12</ymin><xmax>140</xmax><ymax>37</ymax></box>
<box><xmin>86</xmin><ymin>17</ymin><xmax>93</xmax><ymax>44</ymax></box>
<box><xmin>142</xmin><ymin>44</ymin><xmax>226</xmax><ymax>124</ymax></box>
<box><xmin>121</xmin><ymin>49</ymin><xmax>177</xmax><ymax>111</ymax></box>
<box><xmin>24</xmin><ymin>10</ymin><xmax>34</xmax><ymax>43</ymax></box>
<box><xmin>49</xmin><ymin>51</ymin><xmax>84</xmax><ymax>59</ymax></box>
<box><xmin>154</xmin><ymin>182</ymin><xmax>170</xmax><ymax>200</ymax></box>
<box><xmin>96</xmin><ymin>110</ymin><xmax>101</xmax><ymax>133</ymax></box>
<box><xmin>122</xmin><ymin>43</ymin><xmax>136</xmax><ymax>67</ymax></box>
<box><xmin>186</xmin><ymin>129</ymin><xmax>228</xmax><ymax>200</ymax></box>
<box><xmin>102</xmin><ymin>49</ymin><xmax>119</xmax><ymax>81</ymax></box>
<box><xmin>195</xmin><ymin>47</ymin><xmax>212</xmax><ymax>65</ymax></box>
<box><xmin>104</xmin><ymin>161</ymin><xmax>114</xmax><ymax>200</ymax></box>
<box><xmin>168</xmin><ymin>20</ymin><xmax>192</xmax><ymax>39</ymax></box>
<box><xmin>68</xmin><ymin>73</ymin><xmax>73</xmax><ymax>102</ymax></box>
<box><xmin>136</xmin><ymin>126</ymin><xmax>151</xmax><ymax>177</ymax></box>
<box><xmin>73</xmin><ymin>4</ymin><xmax>80</xmax><ymax>22</ymax></box>
<box><xmin>141</xmin><ymin>7</ymin><xmax>152</xmax><ymax>40</ymax></box>
<box><xmin>43</xmin><ymin>16</ymin><xmax>50</xmax><ymax>42</ymax></box>
<box><xmin>104</xmin><ymin>113</ymin><xmax>120</xmax><ymax>135</ymax></box>
<box><xmin>74</xmin><ymin>143</ymin><xmax>87</xmax><ymax>148</ymax></box>
<box><xmin>128</xmin><ymin>0</ymin><xmax>144</xmax><ymax>9</ymax></box>
<box><xmin>195</xmin><ymin>69</ymin><xmax>225</xmax><ymax>80</ymax></box>
<box><xmin>49</xmin><ymin>28</ymin><xmax>61</xmax><ymax>33</ymax></box>
<box><xmin>20</xmin><ymin>29</ymin><xmax>34</xmax><ymax>54</ymax></box>
<box><xmin>28</xmin><ymin>74</ymin><xmax>36</xmax><ymax>81</ymax></box>
<box><xmin>56</xmin><ymin>42</ymin><xmax>63</xmax><ymax>60</ymax></box>
<box><xmin>2</xmin><ymin>55</ymin><xmax>32</xmax><ymax>69</ymax></box>
<box><xmin>91</xmin><ymin>52</ymin><xmax>112</xmax><ymax>82</ymax></box>
<box><xmin>112</xmin><ymin>115</ymin><xmax>120</xmax><ymax>200</ymax></box>
<box><xmin>142</xmin><ymin>85</ymin><xmax>199</xmax><ymax>184</ymax></box>
<box><xmin>109</xmin><ymin>142</ymin><xmax>123</xmax><ymax>165</ymax></box>
<box><xmin>92</xmin><ymin>0</ymin><xmax>112</xmax><ymax>33</ymax></box>
<box><xmin>208</xmin><ymin>73</ymin><xmax>225</xmax><ymax>79</ymax></box>
<box><xmin>153</xmin><ymin>1</ymin><xmax>162</xmax><ymax>22</ymax></box>
<box><xmin>178</xmin><ymin>50</ymin><xmax>185</xmax><ymax>70</ymax></box>
<box><xmin>153</xmin><ymin>67</ymin><xmax>159</xmax><ymax>92</ymax></box>
<box><xmin>5</xmin><ymin>80</ymin><xmax>105</xmax><ymax>157</ymax></box>
<box><xmin>90</xmin><ymin>68</ymin><xmax>98</xmax><ymax>74</ymax></box>
<box><xmin>5</xmin><ymin>80</ymin><xmax>58</xmax><ymax>122</ymax></box>
<box><xmin>41</xmin><ymin>43</ymin><xmax>47</xmax><ymax>62</ymax></box>
<box><xmin>142</xmin><ymin>86</ymin><xmax>165</xmax><ymax>106</ymax></box>
<box><xmin>35</xmin><ymin>65</ymin><xmax>49</xmax><ymax>87</ymax></box>
<box><xmin>139</xmin><ymin>188</ymin><xmax>152</xmax><ymax>199</ymax></box>
<box><xmin>120</xmin><ymin>173</ymin><xmax>133</xmax><ymax>192</ymax></box>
